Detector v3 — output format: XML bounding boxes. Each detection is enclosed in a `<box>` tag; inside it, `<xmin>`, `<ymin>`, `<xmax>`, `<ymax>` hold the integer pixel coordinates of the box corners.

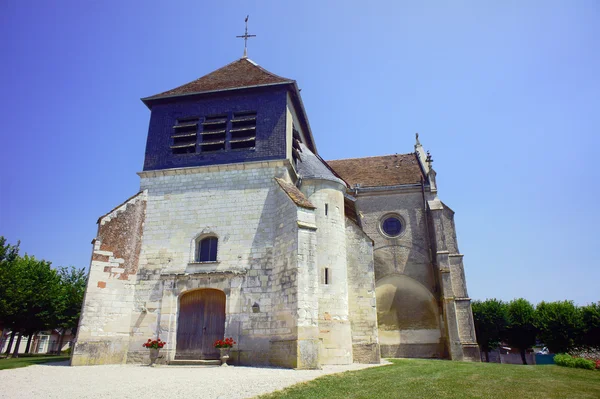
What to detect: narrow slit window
<box><xmin>325</xmin><ymin>203</ymin><xmax>329</xmax><ymax>216</ymax></box>
<box><xmin>324</xmin><ymin>268</ymin><xmax>330</xmax><ymax>285</ymax></box>
<box><xmin>197</xmin><ymin>237</ymin><xmax>218</xmax><ymax>262</ymax></box>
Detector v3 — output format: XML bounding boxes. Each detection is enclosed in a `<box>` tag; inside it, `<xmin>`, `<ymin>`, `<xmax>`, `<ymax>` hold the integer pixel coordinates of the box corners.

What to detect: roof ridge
<box><xmin>328</xmin><ymin>152</ymin><xmax>416</xmax><ymax>162</ymax></box>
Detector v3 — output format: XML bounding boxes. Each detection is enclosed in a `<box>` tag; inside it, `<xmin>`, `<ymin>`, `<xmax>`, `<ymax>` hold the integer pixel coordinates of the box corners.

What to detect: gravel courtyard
<box><xmin>0</xmin><ymin>361</ymin><xmax>389</xmax><ymax>399</ymax></box>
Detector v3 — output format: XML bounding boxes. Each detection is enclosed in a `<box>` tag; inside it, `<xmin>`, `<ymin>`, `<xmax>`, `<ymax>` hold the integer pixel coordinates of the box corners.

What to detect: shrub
<box><xmin>569</xmin><ymin>347</ymin><xmax>600</xmax><ymax>368</ymax></box>
<box><xmin>554</xmin><ymin>353</ymin><xmax>595</xmax><ymax>370</ymax></box>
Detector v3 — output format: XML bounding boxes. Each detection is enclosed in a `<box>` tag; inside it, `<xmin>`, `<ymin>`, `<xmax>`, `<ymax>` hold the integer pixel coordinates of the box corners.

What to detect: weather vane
<box><xmin>236</xmin><ymin>15</ymin><xmax>256</xmax><ymax>58</ymax></box>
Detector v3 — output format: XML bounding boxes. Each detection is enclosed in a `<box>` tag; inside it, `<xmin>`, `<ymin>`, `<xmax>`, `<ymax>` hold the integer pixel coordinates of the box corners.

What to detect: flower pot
<box><xmin>219</xmin><ymin>347</ymin><xmax>230</xmax><ymax>367</ymax></box>
<box><xmin>149</xmin><ymin>348</ymin><xmax>160</xmax><ymax>367</ymax></box>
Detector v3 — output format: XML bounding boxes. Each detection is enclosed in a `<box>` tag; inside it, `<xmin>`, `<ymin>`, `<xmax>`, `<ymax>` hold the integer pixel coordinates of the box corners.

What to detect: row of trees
<box><xmin>472</xmin><ymin>298</ymin><xmax>600</xmax><ymax>364</ymax></box>
<box><xmin>0</xmin><ymin>237</ymin><xmax>87</xmax><ymax>357</ymax></box>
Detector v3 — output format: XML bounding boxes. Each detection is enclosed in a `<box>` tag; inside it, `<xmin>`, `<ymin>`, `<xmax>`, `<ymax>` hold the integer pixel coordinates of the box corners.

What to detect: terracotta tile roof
<box><xmin>327</xmin><ymin>153</ymin><xmax>425</xmax><ymax>188</ymax></box>
<box><xmin>274</xmin><ymin>178</ymin><xmax>316</xmax><ymax>210</ymax></box>
<box><xmin>144</xmin><ymin>58</ymin><xmax>294</xmax><ymax>100</ymax></box>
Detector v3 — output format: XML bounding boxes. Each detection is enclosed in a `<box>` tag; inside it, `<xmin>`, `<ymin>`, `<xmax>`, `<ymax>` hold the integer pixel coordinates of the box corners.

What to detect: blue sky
<box><xmin>0</xmin><ymin>1</ymin><xmax>598</xmax><ymax>305</ymax></box>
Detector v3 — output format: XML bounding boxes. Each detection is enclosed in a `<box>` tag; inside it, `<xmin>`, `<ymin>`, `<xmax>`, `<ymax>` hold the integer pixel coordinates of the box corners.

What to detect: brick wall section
<box><xmin>72</xmin><ymin>191</ymin><xmax>147</xmax><ymax>365</ymax></box>
<box><xmin>345</xmin><ymin>219</ymin><xmax>381</xmax><ymax>363</ymax></box>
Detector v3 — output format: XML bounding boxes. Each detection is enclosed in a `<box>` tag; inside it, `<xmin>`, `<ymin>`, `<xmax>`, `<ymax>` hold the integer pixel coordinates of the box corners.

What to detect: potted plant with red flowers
<box><xmin>143</xmin><ymin>338</ymin><xmax>166</xmax><ymax>366</ymax></box>
<box><xmin>214</xmin><ymin>337</ymin><xmax>236</xmax><ymax>366</ymax></box>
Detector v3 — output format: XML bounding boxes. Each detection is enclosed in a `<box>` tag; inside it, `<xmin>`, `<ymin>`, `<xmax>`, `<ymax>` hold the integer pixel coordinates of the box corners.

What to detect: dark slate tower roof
<box><xmin>328</xmin><ymin>153</ymin><xmax>425</xmax><ymax>188</ymax></box>
<box><xmin>142</xmin><ymin>58</ymin><xmax>294</xmax><ymax>103</ymax></box>
<box><xmin>297</xmin><ymin>143</ymin><xmax>347</xmax><ymax>187</ymax></box>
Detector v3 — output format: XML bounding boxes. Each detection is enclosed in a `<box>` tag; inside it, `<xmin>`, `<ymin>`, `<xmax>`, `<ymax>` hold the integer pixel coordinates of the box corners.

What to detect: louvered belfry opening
<box><xmin>230</xmin><ymin>111</ymin><xmax>257</xmax><ymax>150</ymax></box>
<box><xmin>175</xmin><ymin>289</ymin><xmax>226</xmax><ymax>360</ymax></box>
<box><xmin>292</xmin><ymin>125</ymin><xmax>302</xmax><ymax>166</ymax></box>
<box><xmin>200</xmin><ymin>114</ymin><xmax>227</xmax><ymax>152</ymax></box>
<box><xmin>171</xmin><ymin>117</ymin><xmax>199</xmax><ymax>155</ymax></box>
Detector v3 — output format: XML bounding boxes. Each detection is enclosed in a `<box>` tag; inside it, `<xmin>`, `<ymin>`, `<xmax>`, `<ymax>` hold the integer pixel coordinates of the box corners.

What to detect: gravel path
<box><xmin>0</xmin><ymin>360</ymin><xmax>389</xmax><ymax>399</ymax></box>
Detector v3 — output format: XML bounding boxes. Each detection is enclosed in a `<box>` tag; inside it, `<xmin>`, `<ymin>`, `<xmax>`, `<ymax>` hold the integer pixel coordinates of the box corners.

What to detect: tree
<box><xmin>53</xmin><ymin>266</ymin><xmax>87</xmax><ymax>353</ymax></box>
<box><xmin>472</xmin><ymin>299</ymin><xmax>508</xmax><ymax>362</ymax></box>
<box><xmin>536</xmin><ymin>301</ymin><xmax>583</xmax><ymax>354</ymax></box>
<box><xmin>504</xmin><ymin>298</ymin><xmax>537</xmax><ymax>364</ymax></box>
<box><xmin>0</xmin><ymin>237</ymin><xmax>24</xmax><ymax>356</ymax></box>
<box><xmin>580</xmin><ymin>302</ymin><xmax>600</xmax><ymax>350</ymax></box>
<box><xmin>0</xmin><ymin>237</ymin><xmax>86</xmax><ymax>357</ymax></box>
<box><xmin>10</xmin><ymin>255</ymin><xmax>62</xmax><ymax>357</ymax></box>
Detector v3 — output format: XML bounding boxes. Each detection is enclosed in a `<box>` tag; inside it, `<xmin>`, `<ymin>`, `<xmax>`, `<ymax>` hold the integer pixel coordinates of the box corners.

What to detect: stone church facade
<box><xmin>71</xmin><ymin>58</ymin><xmax>479</xmax><ymax>368</ymax></box>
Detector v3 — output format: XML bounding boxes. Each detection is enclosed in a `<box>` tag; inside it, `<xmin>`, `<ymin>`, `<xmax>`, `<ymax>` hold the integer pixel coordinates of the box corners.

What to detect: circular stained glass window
<box><xmin>381</xmin><ymin>216</ymin><xmax>403</xmax><ymax>237</ymax></box>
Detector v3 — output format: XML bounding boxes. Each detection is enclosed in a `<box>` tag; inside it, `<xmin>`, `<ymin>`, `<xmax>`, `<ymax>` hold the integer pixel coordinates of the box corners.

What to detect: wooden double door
<box><xmin>176</xmin><ymin>289</ymin><xmax>226</xmax><ymax>360</ymax></box>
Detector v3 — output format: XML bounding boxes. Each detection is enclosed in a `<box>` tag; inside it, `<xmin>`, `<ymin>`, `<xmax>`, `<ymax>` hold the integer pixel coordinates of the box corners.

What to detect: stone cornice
<box><xmin>138</xmin><ymin>159</ymin><xmax>292</xmax><ymax>178</ymax></box>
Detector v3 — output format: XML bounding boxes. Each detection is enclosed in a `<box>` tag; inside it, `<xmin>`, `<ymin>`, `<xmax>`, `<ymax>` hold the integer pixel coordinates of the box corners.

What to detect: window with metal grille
<box><xmin>197</xmin><ymin>237</ymin><xmax>218</xmax><ymax>262</ymax></box>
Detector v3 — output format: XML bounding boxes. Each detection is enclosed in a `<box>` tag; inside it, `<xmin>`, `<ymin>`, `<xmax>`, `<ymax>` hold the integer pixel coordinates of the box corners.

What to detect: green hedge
<box><xmin>554</xmin><ymin>354</ymin><xmax>595</xmax><ymax>370</ymax></box>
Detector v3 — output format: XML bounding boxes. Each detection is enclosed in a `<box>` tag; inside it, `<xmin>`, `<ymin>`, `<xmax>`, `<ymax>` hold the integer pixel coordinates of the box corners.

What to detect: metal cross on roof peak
<box><xmin>236</xmin><ymin>15</ymin><xmax>256</xmax><ymax>59</ymax></box>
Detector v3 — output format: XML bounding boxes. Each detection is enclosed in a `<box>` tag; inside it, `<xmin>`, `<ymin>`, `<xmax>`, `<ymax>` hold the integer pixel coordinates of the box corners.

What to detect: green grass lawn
<box><xmin>259</xmin><ymin>359</ymin><xmax>600</xmax><ymax>399</ymax></box>
<box><xmin>0</xmin><ymin>355</ymin><xmax>70</xmax><ymax>370</ymax></box>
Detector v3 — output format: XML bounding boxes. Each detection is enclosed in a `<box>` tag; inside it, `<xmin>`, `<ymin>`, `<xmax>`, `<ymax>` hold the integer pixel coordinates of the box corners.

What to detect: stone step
<box><xmin>168</xmin><ymin>359</ymin><xmax>221</xmax><ymax>366</ymax></box>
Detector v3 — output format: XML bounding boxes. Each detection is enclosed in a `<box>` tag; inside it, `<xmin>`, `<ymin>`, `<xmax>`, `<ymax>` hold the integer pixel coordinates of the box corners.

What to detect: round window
<box><xmin>381</xmin><ymin>216</ymin><xmax>403</xmax><ymax>237</ymax></box>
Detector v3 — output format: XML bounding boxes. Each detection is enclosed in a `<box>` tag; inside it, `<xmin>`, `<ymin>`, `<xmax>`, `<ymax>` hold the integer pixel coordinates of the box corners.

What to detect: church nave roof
<box><xmin>327</xmin><ymin>153</ymin><xmax>425</xmax><ymax>188</ymax></box>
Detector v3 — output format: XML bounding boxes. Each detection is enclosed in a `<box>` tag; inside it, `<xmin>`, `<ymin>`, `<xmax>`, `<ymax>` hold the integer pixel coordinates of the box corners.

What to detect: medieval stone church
<box><xmin>71</xmin><ymin>56</ymin><xmax>479</xmax><ymax>368</ymax></box>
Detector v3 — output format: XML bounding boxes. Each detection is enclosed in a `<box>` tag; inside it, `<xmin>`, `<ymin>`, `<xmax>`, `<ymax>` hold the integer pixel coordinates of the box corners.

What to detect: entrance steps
<box><xmin>168</xmin><ymin>359</ymin><xmax>221</xmax><ymax>366</ymax></box>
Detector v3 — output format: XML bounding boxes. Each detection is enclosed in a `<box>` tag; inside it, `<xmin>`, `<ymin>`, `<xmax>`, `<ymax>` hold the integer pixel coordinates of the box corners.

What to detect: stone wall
<box><xmin>128</xmin><ymin>161</ymin><xmax>286</xmax><ymax>364</ymax></box>
<box><xmin>301</xmin><ymin>179</ymin><xmax>353</xmax><ymax>365</ymax></box>
<box><xmin>355</xmin><ymin>189</ymin><xmax>445</xmax><ymax>358</ymax></box>
<box><xmin>345</xmin><ymin>220</ymin><xmax>381</xmax><ymax>363</ymax></box>
<box><xmin>428</xmin><ymin>197</ymin><xmax>479</xmax><ymax>361</ymax></box>
<box><xmin>112</xmin><ymin>160</ymin><xmax>321</xmax><ymax>368</ymax></box>
<box><xmin>72</xmin><ymin>192</ymin><xmax>146</xmax><ymax>365</ymax></box>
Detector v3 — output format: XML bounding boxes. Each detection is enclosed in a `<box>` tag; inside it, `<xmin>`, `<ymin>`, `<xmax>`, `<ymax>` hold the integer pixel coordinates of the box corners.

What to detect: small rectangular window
<box><xmin>325</xmin><ymin>203</ymin><xmax>329</xmax><ymax>216</ymax></box>
<box><xmin>324</xmin><ymin>268</ymin><xmax>330</xmax><ymax>285</ymax></box>
<box><xmin>197</xmin><ymin>237</ymin><xmax>218</xmax><ymax>262</ymax></box>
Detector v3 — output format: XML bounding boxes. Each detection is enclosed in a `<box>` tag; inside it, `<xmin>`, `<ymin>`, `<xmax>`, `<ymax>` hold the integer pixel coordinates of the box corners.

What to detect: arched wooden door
<box><xmin>176</xmin><ymin>289</ymin><xmax>226</xmax><ymax>360</ymax></box>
